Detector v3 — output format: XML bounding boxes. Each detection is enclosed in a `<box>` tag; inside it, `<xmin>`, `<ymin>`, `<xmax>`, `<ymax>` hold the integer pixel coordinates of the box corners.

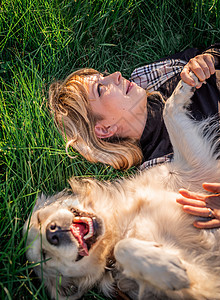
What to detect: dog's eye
<box><xmin>42</xmin><ymin>250</ymin><xmax>47</xmax><ymax>261</ymax></box>
<box><xmin>70</xmin><ymin>208</ymin><xmax>80</xmax><ymax>216</ymax></box>
<box><xmin>42</xmin><ymin>250</ymin><xmax>52</xmax><ymax>264</ymax></box>
<box><xmin>37</xmin><ymin>212</ymin><xmax>41</xmax><ymax>225</ymax></box>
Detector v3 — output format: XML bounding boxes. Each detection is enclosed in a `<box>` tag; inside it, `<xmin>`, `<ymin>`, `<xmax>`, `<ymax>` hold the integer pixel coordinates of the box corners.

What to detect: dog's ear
<box><xmin>34</xmin><ymin>190</ymin><xmax>73</xmax><ymax>212</ymax></box>
<box><xmin>23</xmin><ymin>194</ymin><xmax>47</xmax><ymax>236</ymax></box>
<box><xmin>68</xmin><ymin>177</ymin><xmax>98</xmax><ymax>196</ymax></box>
<box><xmin>32</xmin><ymin>193</ymin><xmax>48</xmax><ymax>212</ymax></box>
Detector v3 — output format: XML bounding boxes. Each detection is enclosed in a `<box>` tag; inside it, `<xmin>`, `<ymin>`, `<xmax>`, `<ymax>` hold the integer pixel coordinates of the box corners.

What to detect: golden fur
<box><xmin>24</xmin><ymin>75</ymin><xmax>220</xmax><ymax>299</ymax></box>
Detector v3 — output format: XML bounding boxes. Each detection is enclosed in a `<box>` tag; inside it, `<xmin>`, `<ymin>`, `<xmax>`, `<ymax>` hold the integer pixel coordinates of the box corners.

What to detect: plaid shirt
<box><xmin>139</xmin><ymin>153</ymin><xmax>174</xmax><ymax>171</ymax></box>
<box><xmin>130</xmin><ymin>58</ymin><xmax>187</xmax><ymax>92</ymax></box>
<box><xmin>130</xmin><ymin>59</ymin><xmax>187</xmax><ymax>170</ymax></box>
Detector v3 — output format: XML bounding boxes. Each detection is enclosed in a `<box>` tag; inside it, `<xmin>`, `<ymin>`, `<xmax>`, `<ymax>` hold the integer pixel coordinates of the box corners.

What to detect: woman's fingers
<box><xmin>202</xmin><ymin>182</ymin><xmax>220</xmax><ymax>193</ymax></box>
<box><xmin>180</xmin><ymin>53</ymin><xmax>215</xmax><ymax>88</ymax></box>
<box><xmin>179</xmin><ymin>186</ymin><xmax>220</xmax><ymax>208</ymax></box>
<box><xmin>203</xmin><ymin>54</ymin><xmax>216</xmax><ymax>74</ymax></box>
<box><xmin>181</xmin><ymin>65</ymin><xmax>199</xmax><ymax>86</ymax></box>
<box><xmin>176</xmin><ymin>196</ymin><xmax>206</xmax><ymax>207</ymax></box>
<box><xmin>181</xmin><ymin>205</ymin><xmax>215</xmax><ymax>218</ymax></box>
<box><xmin>178</xmin><ymin>188</ymin><xmax>207</xmax><ymax>201</ymax></box>
<box><xmin>177</xmin><ymin>183</ymin><xmax>220</xmax><ymax>229</ymax></box>
<box><xmin>193</xmin><ymin>219</ymin><xmax>220</xmax><ymax>229</ymax></box>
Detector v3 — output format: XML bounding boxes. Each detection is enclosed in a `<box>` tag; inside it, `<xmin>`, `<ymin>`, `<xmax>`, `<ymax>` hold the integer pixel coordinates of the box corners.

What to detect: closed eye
<box><xmin>97</xmin><ymin>83</ymin><xmax>103</xmax><ymax>97</ymax></box>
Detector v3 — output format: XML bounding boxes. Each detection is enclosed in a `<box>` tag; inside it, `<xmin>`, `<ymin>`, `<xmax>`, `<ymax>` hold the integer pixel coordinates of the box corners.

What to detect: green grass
<box><xmin>1</xmin><ymin>0</ymin><xmax>220</xmax><ymax>298</ymax></box>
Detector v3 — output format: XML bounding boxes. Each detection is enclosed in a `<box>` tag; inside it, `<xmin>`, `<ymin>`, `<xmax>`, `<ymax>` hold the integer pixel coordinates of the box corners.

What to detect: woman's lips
<box><xmin>126</xmin><ymin>81</ymin><xmax>134</xmax><ymax>94</ymax></box>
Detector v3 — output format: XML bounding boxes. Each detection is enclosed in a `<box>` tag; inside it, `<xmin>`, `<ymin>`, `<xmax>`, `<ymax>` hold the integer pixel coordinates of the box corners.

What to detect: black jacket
<box><xmin>140</xmin><ymin>44</ymin><xmax>220</xmax><ymax>162</ymax></box>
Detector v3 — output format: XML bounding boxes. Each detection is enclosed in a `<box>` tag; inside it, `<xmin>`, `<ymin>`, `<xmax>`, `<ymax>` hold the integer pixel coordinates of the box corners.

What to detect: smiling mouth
<box><xmin>126</xmin><ymin>80</ymin><xmax>133</xmax><ymax>94</ymax></box>
<box><xmin>70</xmin><ymin>216</ymin><xmax>101</xmax><ymax>259</ymax></box>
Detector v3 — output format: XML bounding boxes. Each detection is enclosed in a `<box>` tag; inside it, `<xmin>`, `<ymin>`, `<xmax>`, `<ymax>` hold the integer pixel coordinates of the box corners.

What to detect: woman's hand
<box><xmin>176</xmin><ymin>182</ymin><xmax>220</xmax><ymax>229</ymax></box>
<box><xmin>181</xmin><ymin>53</ymin><xmax>216</xmax><ymax>88</ymax></box>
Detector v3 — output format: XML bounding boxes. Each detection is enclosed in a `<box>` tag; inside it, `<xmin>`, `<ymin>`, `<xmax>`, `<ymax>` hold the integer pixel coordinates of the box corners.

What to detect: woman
<box><xmin>49</xmin><ymin>44</ymin><xmax>220</xmax><ymax>170</ymax></box>
<box><xmin>49</xmin><ymin>44</ymin><xmax>220</xmax><ymax>227</ymax></box>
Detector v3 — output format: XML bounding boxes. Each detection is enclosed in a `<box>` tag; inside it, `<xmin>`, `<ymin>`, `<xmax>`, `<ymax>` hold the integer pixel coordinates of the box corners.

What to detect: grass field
<box><xmin>1</xmin><ymin>0</ymin><xmax>220</xmax><ymax>299</ymax></box>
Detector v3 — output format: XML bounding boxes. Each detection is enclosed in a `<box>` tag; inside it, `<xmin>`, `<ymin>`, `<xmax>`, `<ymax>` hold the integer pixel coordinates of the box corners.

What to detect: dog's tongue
<box><xmin>70</xmin><ymin>223</ymin><xmax>89</xmax><ymax>256</ymax></box>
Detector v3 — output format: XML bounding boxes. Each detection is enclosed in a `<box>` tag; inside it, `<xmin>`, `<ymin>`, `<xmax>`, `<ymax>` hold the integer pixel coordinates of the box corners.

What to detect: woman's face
<box><xmin>84</xmin><ymin>72</ymin><xmax>147</xmax><ymax>139</ymax></box>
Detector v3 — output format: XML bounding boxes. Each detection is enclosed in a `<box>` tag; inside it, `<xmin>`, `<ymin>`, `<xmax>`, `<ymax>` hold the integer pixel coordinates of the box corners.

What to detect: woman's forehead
<box><xmin>86</xmin><ymin>73</ymin><xmax>102</xmax><ymax>82</ymax></box>
<box><xmin>73</xmin><ymin>73</ymin><xmax>101</xmax><ymax>87</ymax></box>
<box><xmin>79</xmin><ymin>74</ymin><xmax>100</xmax><ymax>90</ymax></box>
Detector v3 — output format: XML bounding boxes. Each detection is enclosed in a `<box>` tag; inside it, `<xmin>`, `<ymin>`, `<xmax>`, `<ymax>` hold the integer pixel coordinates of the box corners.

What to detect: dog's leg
<box><xmin>114</xmin><ymin>238</ymin><xmax>189</xmax><ymax>296</ymax></box>
<box><xmin>163</xmin><ymin>73</ymin><xmax>217</xmax><ymax>170</ymax></box>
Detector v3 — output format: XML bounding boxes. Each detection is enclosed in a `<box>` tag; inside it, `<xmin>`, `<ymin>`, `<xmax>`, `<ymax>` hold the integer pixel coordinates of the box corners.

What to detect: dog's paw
<box><xmin>148</xmin><ymin>249</ymin><xmax>190</xmax><ymax>291</ymax></box>
<box><xmin>164</xmin><ymin>71</ymin><xmax>200</xmax><ymax>116</ymax></box>
<box><xmin>177</xmin><ymin>71</ymin><xmax>201</xmax><ymax>96</ymax></box>
<box><xmin>115</xmin><ymin>239</ymin><xmax>190</xmax><ymax>292</ymax></box>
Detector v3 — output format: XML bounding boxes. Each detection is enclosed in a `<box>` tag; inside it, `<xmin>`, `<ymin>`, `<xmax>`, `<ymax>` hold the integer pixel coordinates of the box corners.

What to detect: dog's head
<box><xmin>23</xmin><ymin>185</ymin><xmax>110</xmax><ymax>299</ymax></box>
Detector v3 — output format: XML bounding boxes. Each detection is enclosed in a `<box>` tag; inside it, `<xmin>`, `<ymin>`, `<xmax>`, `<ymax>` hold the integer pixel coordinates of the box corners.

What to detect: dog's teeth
<box><xmin>84</xmin><ymin>219</ymin><xmax>94</xmax><ymax>240</ymax></box>
<box><xmin>73</xmin><ymin>217</ymin><xmax>94</xmax><ymax>240</ymax></box>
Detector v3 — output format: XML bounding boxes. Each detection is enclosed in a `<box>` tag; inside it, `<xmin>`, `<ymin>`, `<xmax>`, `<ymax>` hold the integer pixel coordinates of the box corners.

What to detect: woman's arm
<box><xmin>176</xmin><ymin>183</ymin><xmax>220</xmax><ymax>229</ymax></box>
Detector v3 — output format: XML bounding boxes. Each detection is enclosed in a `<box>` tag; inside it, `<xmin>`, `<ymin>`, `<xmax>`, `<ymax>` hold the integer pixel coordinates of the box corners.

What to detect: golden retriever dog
<box><xmin>24</xmin><ymin>74</ymin><xmax>220</xmax><ymax>300</ymax></box>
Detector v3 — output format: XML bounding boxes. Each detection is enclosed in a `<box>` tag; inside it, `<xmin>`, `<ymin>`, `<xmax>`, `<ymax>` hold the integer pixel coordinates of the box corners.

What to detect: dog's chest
<box><xmin>124</xmin><ymin>190</ymin><xmax>192</xmax><ymax>244</ymax></box>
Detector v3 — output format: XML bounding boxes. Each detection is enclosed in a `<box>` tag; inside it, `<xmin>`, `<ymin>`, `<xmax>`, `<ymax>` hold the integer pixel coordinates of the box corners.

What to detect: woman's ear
<box><xmin>94</xmin><ymin>123</ymin><xmax>118</xmax><ymax>139</ymax></box>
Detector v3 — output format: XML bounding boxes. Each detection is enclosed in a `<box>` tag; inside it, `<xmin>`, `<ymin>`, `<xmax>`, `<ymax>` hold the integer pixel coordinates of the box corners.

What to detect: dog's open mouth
<box><xmin>70</xmin><ymin>216</ymin><xmax>98</xmax><ymax>257</ymax></box>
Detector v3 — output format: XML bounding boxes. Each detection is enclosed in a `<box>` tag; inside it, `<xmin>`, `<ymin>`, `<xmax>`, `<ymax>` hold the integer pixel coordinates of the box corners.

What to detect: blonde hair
<box><xmin>49</xmin><ymin>68</ymin><xmax>143</xmax><ymax>170</ymax></box>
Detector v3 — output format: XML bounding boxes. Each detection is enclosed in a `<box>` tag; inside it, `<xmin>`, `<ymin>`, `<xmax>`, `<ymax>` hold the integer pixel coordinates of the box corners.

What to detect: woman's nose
<box><xmin>111</xmin><ymin>71</ymin><xmax>121</xmax><ymax>85</ymax></box>
<box><xmin>104</xmin><ymin>71</ymin><xmax>121</xmax><ymax>85</ymax></box>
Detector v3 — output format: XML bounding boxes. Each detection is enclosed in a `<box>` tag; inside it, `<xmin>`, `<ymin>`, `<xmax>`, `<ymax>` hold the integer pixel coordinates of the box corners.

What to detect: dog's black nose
<box><xmin>46</xmin><ymin>222</ymin><xmax>60</xmax><ymax>246</ymax></box>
